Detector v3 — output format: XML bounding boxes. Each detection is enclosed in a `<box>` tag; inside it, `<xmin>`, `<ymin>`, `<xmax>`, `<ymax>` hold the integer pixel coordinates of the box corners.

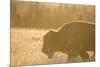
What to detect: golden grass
<box><xmin>11</xmin><ymin>28</ymin><xmax>94</xmax><ymax>66</ymax></box>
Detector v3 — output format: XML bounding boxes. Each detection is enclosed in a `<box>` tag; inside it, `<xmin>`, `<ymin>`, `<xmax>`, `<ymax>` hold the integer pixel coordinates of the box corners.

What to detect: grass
<box><xmin>11</xmin><ymin>28</ymin><xmax>94</xmax><ymax>66</ymax></box>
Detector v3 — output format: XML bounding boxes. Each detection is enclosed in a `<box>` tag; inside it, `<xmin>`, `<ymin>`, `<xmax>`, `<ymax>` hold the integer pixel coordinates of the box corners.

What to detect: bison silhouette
<box><xmin>42</xmin><ymin>21</ymin><xmax>95</xmax><ymax>61</ymax></box>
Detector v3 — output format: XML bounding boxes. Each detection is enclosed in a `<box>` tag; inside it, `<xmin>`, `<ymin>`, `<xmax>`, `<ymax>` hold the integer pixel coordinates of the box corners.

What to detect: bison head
<box><xmin>42</xmin><ymin>30</ymin><xmax>56</xmax><ymax>58</ymax></box>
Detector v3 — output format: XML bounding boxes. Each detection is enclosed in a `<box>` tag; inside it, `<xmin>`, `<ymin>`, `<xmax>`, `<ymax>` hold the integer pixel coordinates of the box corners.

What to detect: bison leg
<box><xmin>47</xmin><ymin>49</ymin><xmax>55</xmax><ymax>59</ymax></box>
<box><xmin>66</xmin><ymin>51</ymin><xmax>79</xmax><ymax>62</ymax></box>
<box><xmin>79</xmin><ymin>51</ymin><xmax>89</xmax><ymax>61</ymax></box>
<box><xmin>48</xmin><ymin>52</ymin><xmax>54</xmax><ymax>59</ymax></box>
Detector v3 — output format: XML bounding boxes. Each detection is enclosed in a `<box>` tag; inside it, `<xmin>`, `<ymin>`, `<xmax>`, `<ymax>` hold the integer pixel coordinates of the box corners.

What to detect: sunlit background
<box><xmin>11</xmin><ymin>0</ymin><xmax>95</xmax><ymax>29</ymax></box>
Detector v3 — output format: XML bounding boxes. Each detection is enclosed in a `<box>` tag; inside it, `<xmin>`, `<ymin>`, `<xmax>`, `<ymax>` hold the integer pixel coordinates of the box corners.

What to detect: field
<box><xmin>11</xmin><ymin>28</ymin><xmax>94</xmax><ymax>66</ymax></box>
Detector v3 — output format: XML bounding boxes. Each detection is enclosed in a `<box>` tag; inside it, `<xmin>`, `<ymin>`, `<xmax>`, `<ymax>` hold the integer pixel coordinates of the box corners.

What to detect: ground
<box><xmin>11</xmin><ymin>28</ymin><xmax>94</xmax><ymax>66</ymax></box>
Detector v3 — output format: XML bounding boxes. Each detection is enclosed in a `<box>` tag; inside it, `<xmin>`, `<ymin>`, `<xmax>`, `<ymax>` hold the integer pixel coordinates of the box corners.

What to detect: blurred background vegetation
<box><xmin>11</xmin><ymin>0</ymin><xmax>95</xmax><ymax>29</ymax></box>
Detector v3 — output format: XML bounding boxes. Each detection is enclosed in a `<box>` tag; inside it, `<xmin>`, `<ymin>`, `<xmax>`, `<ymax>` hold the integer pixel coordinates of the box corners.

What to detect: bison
<box><xmin>42</xmin><ymin>21</ymin><xmax>95</xmax><ymax>61</ymax></box>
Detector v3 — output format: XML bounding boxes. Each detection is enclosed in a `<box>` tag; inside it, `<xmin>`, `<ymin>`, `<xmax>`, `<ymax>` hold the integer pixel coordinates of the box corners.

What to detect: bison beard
<box><xmin>42</xmin><ymin>21</ymin><xmax>95</xmax><ymax>61</ymax></box>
